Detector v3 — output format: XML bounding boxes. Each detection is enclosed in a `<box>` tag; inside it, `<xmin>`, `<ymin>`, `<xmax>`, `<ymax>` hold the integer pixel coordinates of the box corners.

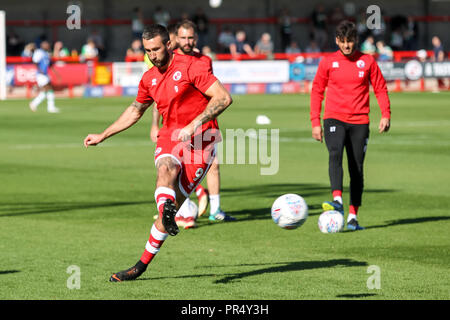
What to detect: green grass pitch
<box><xmin>0</xmin><ymin>92</ymin><xmax>449</xmax><ymax>300</ymax></box>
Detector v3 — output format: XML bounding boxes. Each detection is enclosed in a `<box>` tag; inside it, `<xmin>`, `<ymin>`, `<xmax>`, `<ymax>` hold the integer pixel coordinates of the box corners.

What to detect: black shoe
<box><xmin>162</xmin><ymin>199</ymin><xmax>179</xmax><ymax>236</ymax></box>
<box><xmin>346</xmin><ymin>218</ymin><xmax>365</xmax><ymax>231</ymax></box>
<box><xmin>109</xmin><ymin>261</ymin><xmax>147</xmax><ymax>282</ymax></box>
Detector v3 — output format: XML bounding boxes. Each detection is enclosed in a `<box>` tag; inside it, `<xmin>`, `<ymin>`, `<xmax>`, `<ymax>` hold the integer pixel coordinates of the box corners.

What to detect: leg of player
<box><xmin>195</xmin><ymin>184</ymin><xmax>209</xmax><ymax>217</ymax></box>
<box><xmin>322</xmin><ymin>119</ymin><xmax>345</xmax><ymax>215</ymax></box>
<box><xmin>110</xmin><ymin>157</ymin><xmax>185</xmax><ymax>282</ymax></box>
<box><xmin>45</xmin><ymin>84</ymin><xmax>60</xmax><ymax>113</ymax></box>
<box><xmin>345</xmin><ymin>123</ymin><xmax>369</xmax><ymax>231</ymax></box>
<box><xmin>207</xmin><ymin>159</ymin><xmax>236</xmax><ymax>222</ymax></box>
<box><xmin>29</xmin><ymin>88</ymin><xmax>46</xmax><ymax>112</ymax></box>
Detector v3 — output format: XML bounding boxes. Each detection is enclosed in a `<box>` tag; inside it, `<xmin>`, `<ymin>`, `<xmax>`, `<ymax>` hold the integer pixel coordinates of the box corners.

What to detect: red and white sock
<box><xmin>348</xmin><ymin>205</ymin><xmax>359</xmax><ymax>222</ymax></box>
<box><xmin>195</xmin><ymin>184</ymin><xmax>205</xmax><ymax>197</ymax></box>
<box><xmin>140</xmin><ymin>224</ymin><xmax>168</xmax><ymax>265</ymax></box>
<box><xmin>332</xmin><ymin>190</ymin><xmax>343</xmax><ymax>204</ymax></box>
<box><xmin>154</xmin><ymin>186</ymin><xmax>176</xmax><ymax>218</ymax></box>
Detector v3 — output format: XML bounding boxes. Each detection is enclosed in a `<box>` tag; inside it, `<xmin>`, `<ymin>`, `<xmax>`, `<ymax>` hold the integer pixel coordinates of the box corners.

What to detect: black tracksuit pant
<box><xmin>323</xmin><ymin>118</ymin><xmax>370</xmax><ymax>207</ymax></box>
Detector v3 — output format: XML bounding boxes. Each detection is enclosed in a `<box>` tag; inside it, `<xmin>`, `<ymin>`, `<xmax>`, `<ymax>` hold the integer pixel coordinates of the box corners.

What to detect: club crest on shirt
<box><xmin>356</xmin><ymin>60</ymin><xmax>365</xmax><ymax>68</ymax></box>
<box><xmin>154</xmin><ymin>147</ymin><xmax>162</xmax><ymax>156</ymax></box>
<box><xmin>173</xmin><ymin>71</ymin><xmax>182</xmax><ymax>81</ymax></box>
<box><xmin>332</xmin><ymin>61</ymin><xmax>339</xmax><ymax>68</ymax></box>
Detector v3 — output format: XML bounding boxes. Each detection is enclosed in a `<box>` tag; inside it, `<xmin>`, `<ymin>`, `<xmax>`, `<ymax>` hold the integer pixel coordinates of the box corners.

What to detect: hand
<box><xmin>150</xmin><ymin>125</ymin><xmax>159</xmax><ymax>143</ymax></box>
<box><xmin>379</xmin><ymin>118</ymin><xmax>390</xmax><ymax>133</ymax></box>
<box><xmin>177</xmin><ymin>123</ymin><xmax>195</xmax><ymax>142</ymax></box>
<box><xmin>84</xmin><ymin>133</ymin><xmax>105</xmax><ymax>148</ymax></box>
<box><xmin>312</xmin><ymin>126</ymin><xmax>323</xmax><ymax>143</ymax></box>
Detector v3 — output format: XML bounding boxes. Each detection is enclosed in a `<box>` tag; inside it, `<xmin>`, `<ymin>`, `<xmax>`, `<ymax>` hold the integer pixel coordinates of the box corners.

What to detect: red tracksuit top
<box><xmin>310</xmin><ymin>50</ymin><xmax>391</xmax><ymax>127</ymax></box>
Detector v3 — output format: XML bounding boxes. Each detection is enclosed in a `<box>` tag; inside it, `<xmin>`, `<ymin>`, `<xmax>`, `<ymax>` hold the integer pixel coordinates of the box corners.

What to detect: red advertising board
<box><xmin>49</xmin><ymin>64</ymin><xmax>89</xmax><ymax>86</ymax></box>
<box><xmin>12</xmin><ymin>63</ymin><xmax>89</xmax><ymax>86</ymax></box>
<box><xmin>14</xmin><ymin>64</ymin><xmax>37</xmax><ymax>85</ymax></box>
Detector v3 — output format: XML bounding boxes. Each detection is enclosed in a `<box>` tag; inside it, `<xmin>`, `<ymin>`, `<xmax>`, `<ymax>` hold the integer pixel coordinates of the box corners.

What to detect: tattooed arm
<box><xmin>84</xmin><ymin>100</ymin><xmax>151</xmax><ymax>147</ymax></box>
<box><xmin>177</xmin><ymin>80</ymin><xmax>232</xmax><ymax>141</ymax></box>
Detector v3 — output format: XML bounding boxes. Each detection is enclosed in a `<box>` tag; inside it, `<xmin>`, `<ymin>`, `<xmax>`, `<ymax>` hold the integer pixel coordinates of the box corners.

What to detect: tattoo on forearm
<box><xmin>198</xmin><ymin>97</ymin><xmax>228</xmax><ymax>124</ymax></box>
<box><xmin>131</xmin><ymin>101</ymin><xmax>150</xmax><ymax>113</ymax></box>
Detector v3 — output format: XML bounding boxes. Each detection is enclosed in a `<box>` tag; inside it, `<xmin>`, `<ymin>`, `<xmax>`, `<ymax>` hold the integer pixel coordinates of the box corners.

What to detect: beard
<box><xmin>150</xmin><ymin>50</ymin><xmax>170</xmax><ymax>68</ymax></box>
<box><xmin>179</xmin><ymin>44</ymin><xmax>194</xmax><ymax>55</ymax></box>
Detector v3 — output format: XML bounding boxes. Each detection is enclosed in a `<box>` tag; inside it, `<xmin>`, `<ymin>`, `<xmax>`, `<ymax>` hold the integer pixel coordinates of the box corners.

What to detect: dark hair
<box><xmin>142</xmin><ymin>24</ymin><xmax>169</xmax><ymax>44</ymax></box>
<box><xmin>335</xmin><ymin>20</ymin><xmax>357</xmax><ymax>41</ymax></box>
<box><xmin>176</xmin><ymin>19</ymin><xmax>198</xmax><ymax>35</ymax></box>
<box><xmin>167</xmin><ymin>23</ymin><xmax>178</xmax><ymax>36</ymax></box>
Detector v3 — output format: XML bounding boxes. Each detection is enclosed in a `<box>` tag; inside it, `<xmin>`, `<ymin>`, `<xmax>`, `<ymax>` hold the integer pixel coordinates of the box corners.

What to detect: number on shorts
<box><xmin>193</xmin><ymin>168</ymin><xmax>204</xmax><ymax>182</ymax></box>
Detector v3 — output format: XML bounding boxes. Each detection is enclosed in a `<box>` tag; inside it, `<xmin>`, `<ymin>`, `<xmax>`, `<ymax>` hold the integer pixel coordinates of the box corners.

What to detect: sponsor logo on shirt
<box><xmin>152</xmin><ymin>78</ymin><xmax>157</xmax><ymax>86</ymax></box>
<box><xmin>173</xmin><ymin>71</ymin><xmax>182</xmax><ymax>81</ymax></box>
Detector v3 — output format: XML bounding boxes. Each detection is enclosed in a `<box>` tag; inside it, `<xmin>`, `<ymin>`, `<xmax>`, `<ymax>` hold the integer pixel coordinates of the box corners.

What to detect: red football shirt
<box><xmin>192</xmin><ymin>51</ymin><xmax>213</xmax><ymax>72</ymax></box>
<box><xmin>310</xmin><ymin>50</ymin><xmax>391</xmax><ymax>127</ymax></box>
<box><xmin>136</xmin><ymin>53</ymin><xmax>218</xmax><ymax>138</ymax></box>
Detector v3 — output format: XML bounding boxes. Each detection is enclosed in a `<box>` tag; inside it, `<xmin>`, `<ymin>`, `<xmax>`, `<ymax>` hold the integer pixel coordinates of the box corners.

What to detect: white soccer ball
<box><xmin>318</xmin><ymin>210</ymin><xmax>344</xmax><ymax>233</ymax></box>
<box><xmin>178</xmin><ymin>199</ymin><xmax>198</xmax><ymax>219</ymax></box>
<box><xmin>271</xmin><ymin>194</ymin><xmax>308</xmax><ymax>229</ymax></box>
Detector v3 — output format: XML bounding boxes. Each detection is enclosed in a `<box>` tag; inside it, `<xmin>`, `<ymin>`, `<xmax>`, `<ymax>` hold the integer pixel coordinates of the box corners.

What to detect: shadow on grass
<box><xmin>336</xmin><ymin>293</ymin><xmax>378</xmax><ymax>298</ymax></box>
<box><xmin>221</xmin><ymin>183</ymin><xmax>396</xmax><ymax>200</ymax></box>
<box><xmin>0</xmin><ymin>270</ymin><xmax>20</xmax><ymax>275</ymax></box>
<box><xmin>0</xmin><ymin>201</ymin><xmax>153</xmax><ymax>218</ymax></box>
<box><xmin>140</xmin><ymin>259</ymin><xmax>368</xmax><ymax>284</ymax></box>
<box><xmin>366</xmin><ymin>216</ymin><xmax>450</xmax><ymax>230</ymax></box>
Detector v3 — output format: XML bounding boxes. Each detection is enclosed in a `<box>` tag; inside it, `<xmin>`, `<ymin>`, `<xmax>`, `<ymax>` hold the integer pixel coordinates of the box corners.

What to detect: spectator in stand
<box><xmin>431</xmin><ymin>36</ymin><xmax>446</xmax><ymax>90</ymax></box>
<box><xmin>305</xmin><ymin>38</ymin><xmax>321</xmax><ymax>63</ymax></box>
<box><xmin>285</xmin><ymin>40</ymin><xmax>301</xmax><ymax>54</ymax></box>
<box><xmin>21</xmin><ymin>42</ymin><xmax>36</xmax><ymax>58</ymax></box>
<box><xmin>404</xmin><ymin>16</ymin><xmax>418</xmax><ymax>50</ymax></box>
<box><xmin>202</xmin><ymin>45</ymin><xmax>216</xmax><ymax>60</ymax></box>
<box><xmin>361</xmin><ymin>35</ymin><xmax>376</xmax><ymax>55</ymax></box>
<box><xmin>131</xmin><ymin>7</ymin><xmax>145</xmax><ymax>40</ymax></box>
<box><xmin>53</xmin><ymin>41</ymin><xmax>70</xmax><ymax>59</ymax></box>
<box><xmin>80</xmin><ymin>39</ymin><xmax>99</xmax><ymax>60</ymax></box>
<box><xmin>7</xmin><ymin>31</ymin><xmax>24</xmax><ymax>56</ymax></box>
<box><xmin>329</xmin><ymin>6</ymin><xmax>346</xmax><ymax>25</ymax></box>
<box><xmin>310</xmin><ymin>3</ymin><xmax>328</xmax><ymax>51</ymax></box>
<box><xmin>376</xmin><ymin>40</ymin><xmax>393</xmax><ymax>61</ymax></box>
<box><xmin>192</xmin><ymin>7</ymin><xmax>209</xmax><ymax>51</ymax></box>
<box><xmin>218</xmin><ymin>26</ymin><xmax>235</xmax><ymax>53</ymax></box>
<box><xmin>126</xmin><ymin>38</ymin><xmax>145</xmax><ymax>61</ymax></box>
<box><xmin>229</xmin><ymin>30</ymin><xmax>255</xmax><ymax>58</ymax></box>
<box><xmin>153</xmin><ymin>6</ymin><xmax>170</xmax><ymax>27</ymax></box>
<box><xmin>278</xmin><ymin>7</ymin><xmax>294</xmax><ymax>52</ymax></box>
<box><xmin>254</xmin><ymin>32</ymin><xmax>274</xmax><ymax>58</ymax></box>
<box><xmin>416</xmin><ymin>49</ymin><xmax>428</xmax><ymax>63</ymax></box>
<box><xmin>355</xmin><ymin>9</ymin><xmax>369</xmax><ymax>41</ymax></box>
<box><xmin>88</xmin><ymin>30</ymin><xmax>106</xmax><ymax>60</ymax></box>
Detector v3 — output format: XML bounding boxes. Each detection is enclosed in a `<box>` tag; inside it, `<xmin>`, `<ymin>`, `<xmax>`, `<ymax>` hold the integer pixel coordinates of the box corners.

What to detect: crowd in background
<box><xmin>5</xmin><ymin>3</ymin><xmax>447</xmax><ymax>64</ymax></box>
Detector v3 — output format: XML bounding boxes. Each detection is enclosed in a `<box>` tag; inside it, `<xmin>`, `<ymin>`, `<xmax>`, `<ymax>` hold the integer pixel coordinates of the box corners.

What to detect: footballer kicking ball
<box><xmin>318</xmin><ymin>210</ymin><xmax>344</xmax><ymax>233</ymax></box>
<box><xmin>271</xmin><ymin>194</ymin><xmax>308</xmax><ymax>229</ymax></box>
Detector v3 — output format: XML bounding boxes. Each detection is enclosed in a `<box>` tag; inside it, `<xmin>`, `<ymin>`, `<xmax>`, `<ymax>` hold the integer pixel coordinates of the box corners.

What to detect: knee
<box><xmin>328</xmin><ymin>148</ymin><xmax>343</xmax><ymax>162</ymax></box>
<box><xmin>209</xmin><ymin>161</ymin><xmax>219</xmax><ymax>174</ymax></box>
<box><xmin>156</xmin><ymin>158</ymin><xmax>181</xmax><ymax>179</ymax></box>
